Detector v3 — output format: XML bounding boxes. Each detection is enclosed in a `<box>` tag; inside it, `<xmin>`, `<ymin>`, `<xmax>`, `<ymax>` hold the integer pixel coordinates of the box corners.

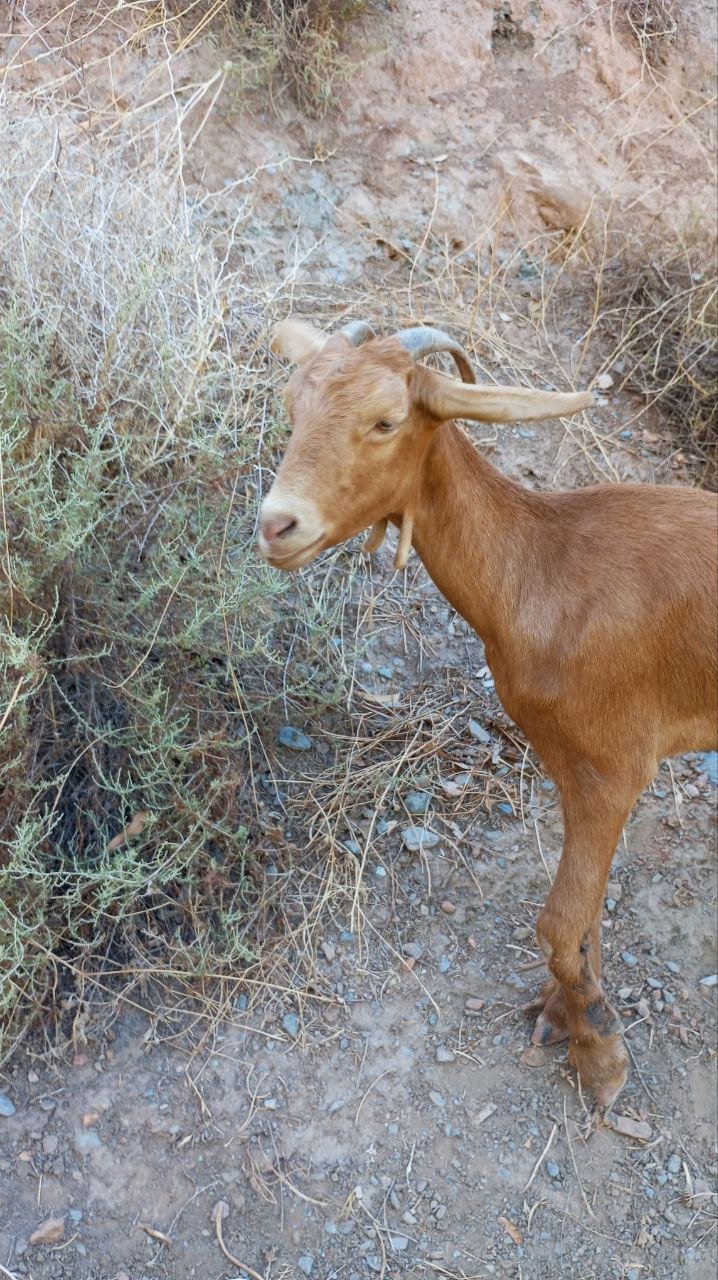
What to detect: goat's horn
<box><xmin>395</xmin><ymin>326</ymin><xmax>476</xmax><ymax>385</ymax></box>
<box><xmin>338</xmin><ymin>320</ymin><xmax>376</xmax><ymax>346</ymax></box>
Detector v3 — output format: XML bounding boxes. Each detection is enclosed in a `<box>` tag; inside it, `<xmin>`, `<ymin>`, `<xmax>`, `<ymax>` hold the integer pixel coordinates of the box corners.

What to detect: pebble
<box><xmin>405</xmin><ymin>790</ymin><xmax>430</xmax><ymax>815</ymax></box>
<box><xmin>496</xmin><ymin>802</ymin><xmax>514</xmax><ymax>816</ymax></box>
<box><xmin>377</xmin><ymin>666</ymin><xmax>393</xmax><ymax>680</ymax></box>
<box><xmin>390</xmin><ymin>1234</ymin><xmax>409</xmax><ymax>1251</ymax></box>
<box><xmin>277</xmin><ymin>725</ymin><xmax>312</xmax><ymax>751</ymax></box>
<box><xmin>697</xmin><ymin>750</ymin><xmax>718</xmax><ymax>785</ymax></box>
<box><xmin>699</xmin><ymin>974</ymin><xmax>718</xmax><ymax>987</ymax></box>
<box><xmin>627</xmin><ymin>1269</ymin><xmax>641</xmax><ymax>1280</ymax></box>
<box><xmin>465</xmin><ymin>997</ymin><xmax>485</xmax><ymax>1012</ymax></box>
<box><xmin>281</xmin><ymin>1012</ymin><xmax>300</xmax><ymax>1038</ymax></box>
<box><xmin>0</xmin><ymin>1093</ymin><xmax>16</xmax><ymax>1117</ymax></box>
<box><xmin>73</xmin><ymin>1129</ymin><xmax>101</xmax><ymax>1156</ymax></box>
<box><xmin>665</xmin><ymin>960</ymin><xmax>680</xmax><ymax>974</ymax></box>
<box><xmin>647</xmin><ymin>976</ymin><xmax>663</xmax><ymax>990</ymax></box>
<box><xmin>429</xmin><ymin>1090</ymin><xmax>446</xmax><ymax>1108</ymax></box>
<box><xmin>29</xmin><ymin>1218</ymin><xmax>65</xmax><ymax>1246</ymax></box>
<box><xmin>546</xmin><ymin>1161</ymin><xmax>560</xmax><ymax>1179</ymax></box>
<box><xmin>468</xmin><ymin>718</ymin><xmax>491</xmax><ymax>744</ymax></box>
<box><xmin>343</xmin><ymin>839</ymin><xmax>361</xmax><ymax>856</ymax></box>
<box><xmin>439</xmin><ymin>898</ymin><xmax>456</xmax><ymax>915</ymax></box>
<box><xmin>606</xmin><ymin>898</ymin><xmax>617</xmax><ymax>912</ymax></box>
<box><xmin>667</xmin><ymin>1154</ymin><xmax>682</xmax><ymax>1174</ymax></box>
<box><xmin>622</xmin><ymin>951</ymin><xmax>638</xmax><ymax>967</ymax></box>
<box><xmin>42</xmin><ymin>1135</ymin><xmax>59</xmax><ymax>1156</ymax></box>
<box><xmin>435</xmin><ymin>1046</ymin><xmax>456</xmax><ymax>1064</ymax></box>
<box><xmin>298</xmin><ymin>1255</ymin><xmax>315</xmax><ymax>1275</ymax></box>
<box><xmin>403</xmin><ymin>941</ymin><xmax>423</xmax><ymax>960</ymax></box>
<box><xmin>374</xmin><ymin>866</ymin><xmax>387</xmax><ymax>878</ymax></box>
<box><xmin>402</xmin><ymin>826</ymin><xmax>439</xmax><ymax>851</ymax></box>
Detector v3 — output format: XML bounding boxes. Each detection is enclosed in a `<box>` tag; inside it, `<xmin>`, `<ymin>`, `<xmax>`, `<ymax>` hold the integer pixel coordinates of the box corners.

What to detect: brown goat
<box><xmin>259</xmin><ymin>318</ymin><xmax>718</xmax><ymax>1106</ymax></box>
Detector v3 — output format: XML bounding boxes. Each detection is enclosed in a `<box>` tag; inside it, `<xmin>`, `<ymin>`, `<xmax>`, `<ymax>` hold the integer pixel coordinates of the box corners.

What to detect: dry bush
<box><xmin>228</xmin><ymin>0</ymin><xmax>378</xmax><ymax>109</ymax></box>
<box><xmin>591</xmin><ymin>234</ymin><xmax>717</xmax><ymax>486</ymax></box>
<box><xmin>623</xmin><ymin>0</ymin><xmax>680</xmax><ymax>65</ymax></box>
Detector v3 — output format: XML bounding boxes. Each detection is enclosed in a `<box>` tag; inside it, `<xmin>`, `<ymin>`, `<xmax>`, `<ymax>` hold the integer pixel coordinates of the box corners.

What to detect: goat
<box><xmin>258</xmin><ymin>317</ymin><xmax>718</xmax><ymax>1106</ymax></box>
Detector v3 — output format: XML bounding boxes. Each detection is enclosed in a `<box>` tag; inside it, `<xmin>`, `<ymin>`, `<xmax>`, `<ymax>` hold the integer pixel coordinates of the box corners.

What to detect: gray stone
<box><xmin>282</xmin><ymin>1012</ymin><xmax>300</xmax><ymax>1038</ymax></box>
<box><xmin>468</xmin><ymin>718</ymin><xmax>491</xmax><ymax>744</ymax></box>
<box><xmin>667</xmin><ymin>1154</ymin><xmax>682</xmax><ymax>1174</ymax></box>
<box><xmin>405</xmin><ymin>791</ymin><xmax>430</xmax><ymax>815</ymax></box>
<box><xmin>622</xmin><ymin>951</ymin><xmax>638</xmax><ymax>967</ymax></box>
<box><xmin>429</xmin><ymin>1090</ymin><xmax>446</xmax><ymax>1108</ymax></box>
<box><xmin>435</xmin><ymin>1046</ymin><xmax>456</xmax><ymax>1064</ymax></box>
<box><xmin>298</xmin><ymin>1255</ymin><xmax>315</xmax><ymax>1275</ymax></box>
<box><xmin>546</xmin><ymin>1161</ymin><xmax>560</xmax><ymax>1179</ymax></box>
<box><xmin>0</xmin><ymin>1094</ymin><xmax>16</xmax><ymax>1117</ymax></box>
<box><xmin>402</xmin><ymin>826</ymin><xmax>439</xmax><ymax>852</ymax></box>
<box><xmin>402</xmin><ymin>941</ymin><xmax>423</xmax><ymax>960</ymax></box>
<box><xmin>389</xmin><ymin>1234</ymin><xmax>409</xmax><ymax>1251</ymax></box>
<box><xmin>73</xmin><ymin>1129</ymin><xmax>102</xmax><ymax>1156</ymax></box>
<box><xmin>278</xmin><ymin>725</ymin><xmax>312</xmax><ymax>751</ymax></box>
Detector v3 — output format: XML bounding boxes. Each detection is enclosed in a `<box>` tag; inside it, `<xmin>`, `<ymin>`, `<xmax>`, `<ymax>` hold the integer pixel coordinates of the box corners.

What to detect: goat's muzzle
<box><xmin>258</xmin><ymin>490</ymin><xmax>327</xmax><ymax>570</ymax></box>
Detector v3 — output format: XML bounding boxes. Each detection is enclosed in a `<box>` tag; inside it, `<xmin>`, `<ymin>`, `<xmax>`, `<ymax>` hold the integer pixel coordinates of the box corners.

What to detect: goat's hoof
<box><xmin>523</xmin><ymin>979</ymin><xmax>569</xmax><ymax>1045</ymax></box>
<box><xmin>531</xmin><ymin>1011</ymin><xmax>569</xmax><ymax>1046</ymax></box>
<box><xmin>568</xmin><ymin>1027</ymin><xmax>629</xmax><ymax>1108</ymax></box>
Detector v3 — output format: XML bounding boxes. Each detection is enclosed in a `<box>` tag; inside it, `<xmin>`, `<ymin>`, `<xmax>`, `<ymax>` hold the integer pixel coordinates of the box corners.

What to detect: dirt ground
<box><xmin>1</xmin><ymin>2</ymin><xmax>717</xmax><ymax>1278</ymax></box>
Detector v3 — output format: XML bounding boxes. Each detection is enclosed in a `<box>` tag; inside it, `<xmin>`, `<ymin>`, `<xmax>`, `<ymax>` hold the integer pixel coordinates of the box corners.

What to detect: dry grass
<box><xmin>624</xmin><ymin>0</ymin><xmax>680</xmax><ymax>66</ymax></box>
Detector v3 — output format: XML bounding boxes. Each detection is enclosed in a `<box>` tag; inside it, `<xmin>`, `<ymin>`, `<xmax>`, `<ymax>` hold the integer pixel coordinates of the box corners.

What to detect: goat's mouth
<box><xmin>259</xmin><ymin>533</ymin><xmax>326</xmax><ymax>570</ymax></box>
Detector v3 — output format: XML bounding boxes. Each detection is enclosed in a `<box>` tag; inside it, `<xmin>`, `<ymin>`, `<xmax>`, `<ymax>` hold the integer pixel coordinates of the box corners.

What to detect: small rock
<box><xmin>607</xmin><ymin>880</ymin><xmax>623</xmax><ymax>901</ymax></box>
<box><xmin>665</xmin><ymin>960</ymin><xmax>680</xmax><ymax>974</ymax></box>
<box><xmin>496</xmin><ymin>802</ymin><xmax>514</xmax><ymax>816</ymax></box>
<box><xmin>0</xmin><ymin>1093</ymin><xmax>16</xmax><ymax>1117</ymax></box>
<box><xmin>429</xmin><ymin>1090</ymin><xmax>446</xmax><ymax>1108</ymax></box>
<box><xmin>622</xmin><ymin>951</ymin><xmax>638</xmax><ymax>968</ymax></box>
<box><xmin>343</xmin><ymin>839</ymin><xmax>361</xmax><ymax>856</ymax></box>
<box><xmin>606</xmin><ymin>898</ymin><xmax>617</xmax><ymax>913</ymax></box>
<box><xmin>389</xmin><ymin>1234</ymin><xmax>409</xmax><ymax>1251</ymax></box>
<box><xmin>513</xmin><ymin>926</ymin><xmax>532</xmax><ymax>941</ymax></box>
<box><xmin>667</xmin><ymin>1153</ymin><xmax>682</xmax><ymax>1174</ymax></box>
<box><xmin>520</xmin><ymin>1044</ymin><xmax>548</xmax><ymax>1068</ymax></box>
<box><xmin>596</xmin><ymin>372</ymin><xmax>614</xmax><ymax>390</ymax></box>
<box><xmin>440</xmin><ymin>900</ymin><xmax>456</xmax><ymax>915</ymax></box>
<box><xmin>73</xmin><ymin>1129</ymin><xmax>102</xmax><ymax>1156</ymax></box>
<box><xmin>435</xmin><ymin>1045</ymin><xmax>456</xmax><ymax>1064</ymax></box>
<box><xmin>402</xmin><ymin>941</ymin><xmax>423</xmax><ymax>960</ymax></box>
<box><xmin>468</xmin><ymin>718</ymin><xmax>491</xmax><ymax>744</ymax></box>
<box><xmin>377</xmin><ymin>665</ymin><xmax>393</xmax><ymax>680</ymax></box>
<box><xmin>546</xmin><ymin>1161</ymin><xmax>560</xmax><ymax>1179</ymax></box>
<box><xmin>699</xmin><ymin>974</ymin><xmax>718</xmax><ymax>987</ymax></box>
<box><xmin>697</xmin><ymin>750</ymin><xmax>718</xmax><ymax>785</ymax></box>
<box><xmin>30</xmin><ymin>1217</ymin><xmax>65</xmax><ymax>1246</ymax></box>
<box><xmin>42</xmin><ymin>1135</ymin><xmax>59</xmax><ymax>1156</ymax></box>
<box><xmin>298</xmin><ymin>1255</ymin><xmax>315</xmax><ymax>1275</ymax></box>
<box><xmin>281</xmin><ymin>1012</ymin><xmax>300</xmax><ymax>1038</ymax></box>
<box><xmin>27</xmin><ymin>1070</ymin><xmax>39</xmax><ymax>1085</ymax></box>
<box><xmin>606</xmin><ymin>1112</ymin><xmax>652</xmax><ymax>1141</ymax></box>
<box><xmin>321</xmin><ymin>940</ymin><xmax>336</xmax><ymax>962</ymax></box>
<box><xmin>405</xmin><ymin>790</ymin><xmax>430</xmax><ymax>815</ymax></box>
<box><xmin>277</xmin><ymin>725</ymin><xmax>312</xmax><ymax>752</ymax></box>
<box><xmin>438</xmin><ymin>954</ymin><xmax>452</xmax><ymax>974</ymax></box>
<box><xmin>402</xmin><ymin>826</ymin><xmax>439</xmax><ymax>852</ymax></box>
<box><xmin>464</xmin><ymin>997</ymin><xmax>485</xmax><ymax>1012</ymax></box>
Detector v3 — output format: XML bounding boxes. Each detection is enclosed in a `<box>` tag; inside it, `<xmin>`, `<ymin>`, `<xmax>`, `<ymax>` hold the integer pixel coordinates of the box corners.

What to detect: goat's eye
<box><xmin>374</xmin><ymin>419</ymin><xmax>394</xmax><ymax>433</ymax></box>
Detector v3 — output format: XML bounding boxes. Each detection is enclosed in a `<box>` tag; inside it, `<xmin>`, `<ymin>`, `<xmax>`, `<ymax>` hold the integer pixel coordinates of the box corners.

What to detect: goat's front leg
<box><xmin>529</xmin><ymin>781</ymin><xmax>643</xmax><ymax>1106</ymax></box>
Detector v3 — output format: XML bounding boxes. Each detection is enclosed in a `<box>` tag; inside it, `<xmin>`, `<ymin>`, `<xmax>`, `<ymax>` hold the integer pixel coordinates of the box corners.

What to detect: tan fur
<box><xmin>261</xmin><ymin>321</ymin><xmax>718</xmax><ymax>1105</ymax></box>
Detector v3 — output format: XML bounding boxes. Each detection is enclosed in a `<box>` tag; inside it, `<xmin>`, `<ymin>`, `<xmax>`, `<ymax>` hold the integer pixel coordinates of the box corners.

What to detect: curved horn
<box><xmin>338</xmin><ymin>320</ymin><xmax>376</xmax><ymax>346</ymax></box>
<box><xmin>395</xmin><ymin>326</ymin><xmax>476</xmax><ymax>384</ymax></box>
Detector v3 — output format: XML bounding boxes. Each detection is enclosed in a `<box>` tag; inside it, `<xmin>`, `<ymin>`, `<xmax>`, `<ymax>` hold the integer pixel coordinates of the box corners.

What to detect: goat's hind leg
<box><xmin>532</xmin><ymin>778</ymin><xmax>645</xmax><ymax>1106</ymax></box>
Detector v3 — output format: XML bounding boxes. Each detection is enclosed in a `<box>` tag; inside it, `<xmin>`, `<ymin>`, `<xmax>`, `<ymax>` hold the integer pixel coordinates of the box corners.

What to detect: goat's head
<box><xmin>259</xmin><ymin>319</ymin><xmax>593</xmax><ymax>571</ymax></box>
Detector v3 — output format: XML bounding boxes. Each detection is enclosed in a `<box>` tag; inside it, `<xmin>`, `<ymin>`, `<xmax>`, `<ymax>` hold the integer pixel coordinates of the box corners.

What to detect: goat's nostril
<box><xmin>262</xmin><ymin>514</ymin><xmax>298</xmax><ymax>543</ymax></box>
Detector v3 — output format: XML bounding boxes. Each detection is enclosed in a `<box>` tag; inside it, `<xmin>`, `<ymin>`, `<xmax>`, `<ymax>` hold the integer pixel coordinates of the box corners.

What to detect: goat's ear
<box><xmin>414</xmin><ymin>367</ymin><xmax>594</xmax><ymax>424</ymax></box>
<box><xmin>271</xmin><ymin>318</ymin><xmax>327</xmax><ymax>366</ymax></box>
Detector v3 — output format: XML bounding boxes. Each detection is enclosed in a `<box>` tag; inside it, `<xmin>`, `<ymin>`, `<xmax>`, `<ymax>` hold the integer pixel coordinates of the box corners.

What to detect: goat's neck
<box><xmin>410</xmin><ymin>421</ymin><xmax>544</xmax><ymax>647</ymax></box>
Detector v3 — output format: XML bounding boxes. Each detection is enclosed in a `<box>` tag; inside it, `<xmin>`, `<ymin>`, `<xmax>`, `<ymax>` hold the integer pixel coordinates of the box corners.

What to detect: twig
<box><xmin>523</xmin><ymin>1122</ymin><xmax>558</xmax><ymax>1192</ymax></box>
<box><xmin>563</xmin><ymin>1097</ymin><xmax>596</xmax><ymax>1218</ymax></box>
<box><xmin>213</xmin><ymin>1211</ymin><xmax>266</xmax><ymax>1280</ymax></box>
<box><xmin>355</xmin><ymin>1068</ymin><xmax>394</xmax><ymax>1126</ymax></box>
